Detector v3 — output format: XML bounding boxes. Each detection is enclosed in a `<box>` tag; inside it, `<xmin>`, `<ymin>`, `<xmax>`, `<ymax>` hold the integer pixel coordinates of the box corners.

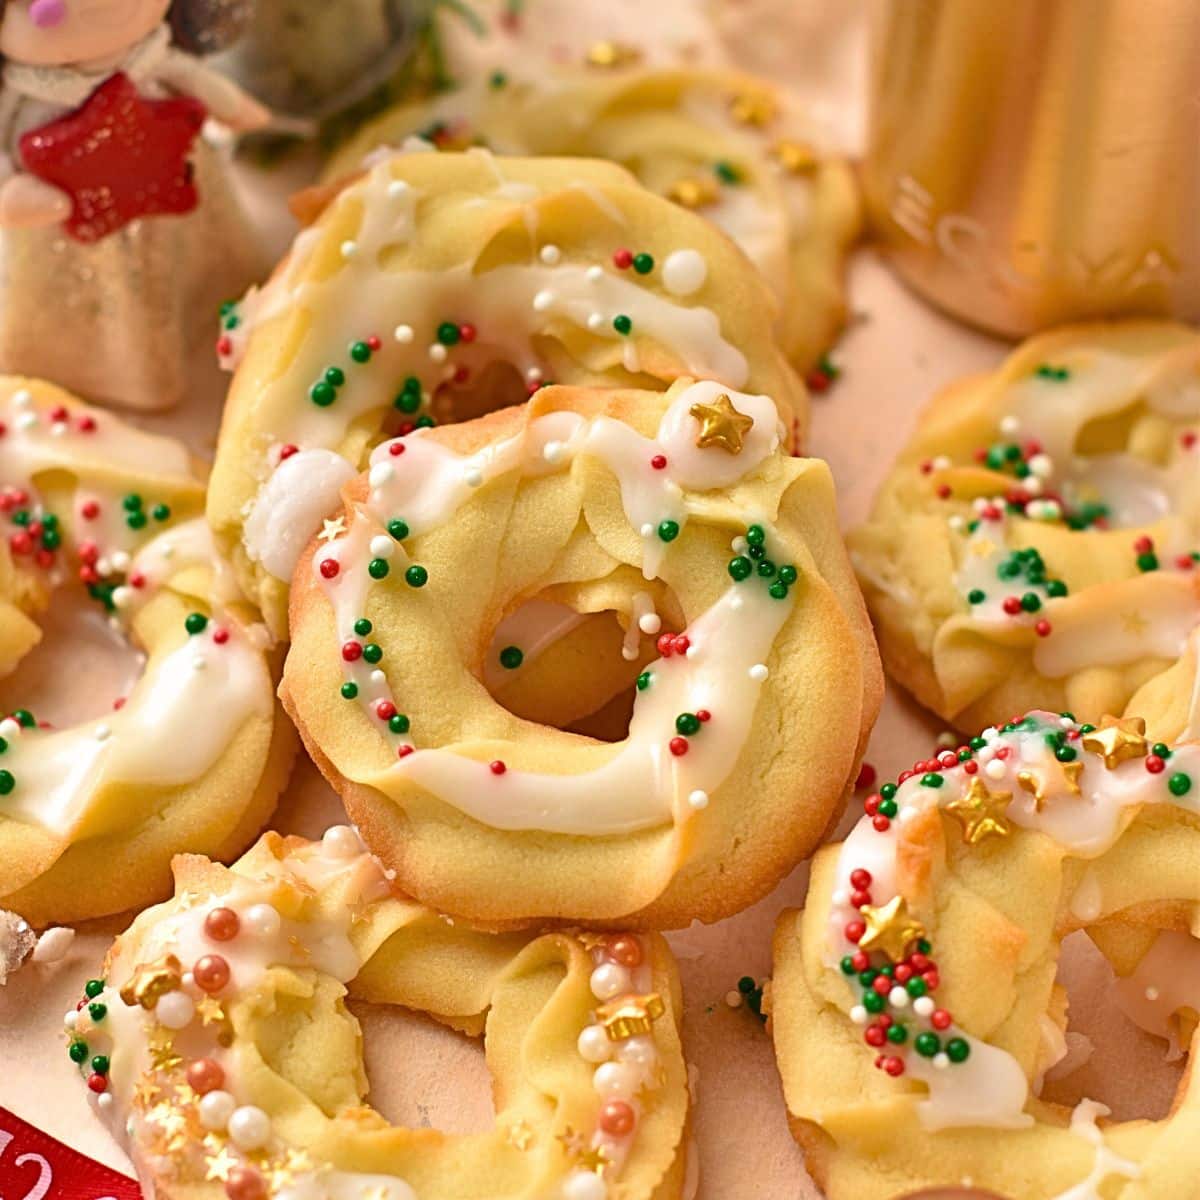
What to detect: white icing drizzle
<box><xmin>311</xmin><ymin>382</ymin><xmax>792</xmax><ymax>836</ymax></box>
<box><xmin>79</xmin><ymin>831</ymin><xmax>665</xmax><ymax>1200</ymax></box>
<box><xmin>1046</xmin><ymin>1100</ymin><xmax>1140</xmax><ymax>1200</ymax></box>
<box><xmin>927</xmin><ymin>344</ymin><xmax>1200</xmax><ymax>672</ymax></box>
<box><xmin>226</xmin><ymin>158</ymin><xmax>760</xmax><ymax>574</ymax></box>
<box><xmin>244</xmin><ymin>448</ymin><xmax>357</xmax><ymax>581</ymax></box>
<box><xmin>0</xmin><ymin>620</ymin><xmax>272</xmax><ymax>836</ymax></box>
<box><xmin>822</xmin><ymin>713</ymin><xmax>1200</xmax><ymax>1130</ymax></box>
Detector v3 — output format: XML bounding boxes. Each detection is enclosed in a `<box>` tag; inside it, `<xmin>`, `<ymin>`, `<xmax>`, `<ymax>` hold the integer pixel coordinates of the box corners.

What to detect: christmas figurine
<box><xmin>0</xmin><ymin>0</ymin><xmax>270</xmax><ymax>411</ymax></box>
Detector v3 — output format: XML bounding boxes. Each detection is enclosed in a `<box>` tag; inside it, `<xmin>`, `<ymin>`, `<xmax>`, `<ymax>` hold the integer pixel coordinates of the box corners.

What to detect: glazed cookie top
<box><xmin>850</xmin><ymin>321</ymin><xmax>1200</xmax><ymax>730</ymax></box>
<box><xmin>772</xmin><ymin>710</ymin><xmax>1200</xmax><ymax>1199</ymax></box>
<box><xmin>325</xmin><ymin>66</ymin><xmax>860</xmax><ymax>369</ymax></box>
<box><xmin>282</xmin><ymin>380</ymin><xmax>879</xmax><ymax>926</ymax></box>
<box><xmin>209</xmin><ymin>150</ymin><xmax>805</xmax><ymax>635</ymax></box>
<box><xmin>69</xmin><ymin>831</ymin><xmax>689</xmax><ymax>1200</ymax></box>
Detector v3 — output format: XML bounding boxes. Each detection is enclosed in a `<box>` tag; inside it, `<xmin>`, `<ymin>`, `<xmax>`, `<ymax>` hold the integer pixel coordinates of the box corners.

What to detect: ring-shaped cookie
<box><xmin>209</xmin><ymin>150</ymin><xmax>807</xmax><ymax>637</ymax></box>
<box><xmin>849</xmin><ymin>322</ymin><xmax>1200</xmax><ymax>732</ymax></box>
<box><xmin>771</xmin><ymin>710</ymin><xmax>1200</xmax><ymax>1199</ymax></box>
<box><xmin>0</xmin><ymin>380</ymin><xmax>292</xmax><ymax>927</ymax></box>
<box><xmin>325</xmin><ymin>67</ymin><xmax>861</xmax><ymax>371</ymax></box>
<box><xmin>71</xmin><ymin>830</ymin><xmax>689</xmax><ymax>1200</ymax></box>
<box><xmin>282</xmin><ymin>380</ymin><xmax>881</xmax><ymax>927</ymax></box>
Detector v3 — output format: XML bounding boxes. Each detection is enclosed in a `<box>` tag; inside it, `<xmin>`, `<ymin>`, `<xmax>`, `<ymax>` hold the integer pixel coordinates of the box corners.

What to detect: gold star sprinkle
<box><xmin>133</xmin><ymin>1078</ymin><xmax>161</xmax><ymax>1107</ymax></box>
<box><xmin>1016</xmin><ymin>769</ymin><xmax>1049</xmax><ymax>810</ymax></box>
<box><xmin>576</xmin><ymin>1145</ymin><xmax>612</xmax><ymax>1174</ymax></box>
<box><xmin>557</xmin><ymin>1126</ymin><xmax>585</xmax><ymax>1156</ymax></box>
<box><xmin>667</xmin><ymin>176</ymin><xmax>718</xmax><ymax>209</ymax></box>
<box><xmin>318</xmin><ymin>517</ymin><xmax>346</xmax><ymax>542</ymax></box>
<box><xmin>1061</xmin><ymin>761</ymin><xmax>1084</xmax><ymax>795</ymax></box>
<box><xmin>148</xmin><ymin>1103</ymin><xmax>187</xmax><ymax>1138</ymax></box>
<box><xmin>505</xmin><ymin>1119</ymin><xmax>535</xmax><ymax>1151</ymax></box>
<box><xmin>1082</xmin><ymin>715</ymin><xmax>1149</xmax><ymax>770</ymax></box>
<box><xmin>857</xmin><ymin>896</ymin><xmax>926</xmax><ymax>961</ymax></box>
<box><xmin>148</xmin><ymin>1038</ymin><xmax>183</xmax><ymax>1074</ymax></box>
<box><xmin>968</xmin><ymin>537</ymin><xmax>998</xmax><ymax>558</ymax></box>
<box><xmin>729</xmin><ymin>89</ymin><xmax>777</xmax><ymax>126</ymax></box>
<box><xmin>770</xmin><ymin>138</ymin><xmax>818</xmax><ymax>174</ymax></box>
<box><xmin>205</xmin><ymin>1145</ymin><xmax>238</xmax><ymax>1183</ymax></box>
<box><xmin>945</xmin><ymin>777</ymin><xmax>1013</xmax><ymax>839</ymax></box>
<box><xmin>120</xmin><ymin>954</ymin><xmax>182</xmax><ymax>1010</ymax></box>
<box><xmin>195</xmin><ymin>996</ymin><xmax>226</xmax><ymax>1026</ymax></box>
<box><xmin>598</xmin><ymin>991</ymin><xmax>666</xmax><ymax>1041</ymax></box>
<box><xmin>690</xmin><ymin>392</ymin><xmax>754</xmax><ymax>455</ymax></box>
<box><xmin>584</xmin><ymin>40</ymin><xmax>642</xmax><ymax>68</ymax></box>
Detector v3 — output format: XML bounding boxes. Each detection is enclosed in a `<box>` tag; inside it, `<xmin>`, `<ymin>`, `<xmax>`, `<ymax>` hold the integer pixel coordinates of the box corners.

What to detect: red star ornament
<box><xmin>19</xmin><ymin>72</ymin><xmax>207</xmax><ymax>244</ymax></box>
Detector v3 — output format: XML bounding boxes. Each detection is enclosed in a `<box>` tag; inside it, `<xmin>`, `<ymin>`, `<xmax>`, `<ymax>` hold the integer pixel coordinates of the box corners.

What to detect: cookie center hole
<box><xmin>0</xmin><ymin>585</ymin><xmax>142</xmax><ymax>728</ymax></box>
<box><xmin>1037</xmin><ymin>930</ymin><xmax>1187</xmax><ymax>1121</ymax></box>
<box><xmin>483</xmin><ymin>599</ymin><xmax>664</xmax><ymax>742</ymax></box>
<box><xmin>432</xmin><ymin>359</ymin><xmax>529</xmax><ymax>425</ymax></box>
<box><xmin>349</xmin><ymin>1000</ymin><xmax>495</xmax><ymax>1135</ymax></box>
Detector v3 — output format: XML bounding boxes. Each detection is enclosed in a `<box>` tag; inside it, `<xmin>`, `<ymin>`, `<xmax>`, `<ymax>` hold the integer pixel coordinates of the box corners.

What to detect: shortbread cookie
<box><xmin>325</xmin><ymin>67</ymin><xmax>861</xmax><ymax>370</ymax></box>
<box><xmin>850</xmin><ymin>322</ymin><xmax>1200</xmax><ymax>731</ymax></box>
<box><xmin>0</xmin><ymin>380</ymin><xmax>292</xmax><ymax>926</ymax></box>
<box><xmin>71</xmin><ymin>830</ymin><xmax>690</xmax><ymax>1200</ymax></box>
<box><xmin>772</xmin><ymin>711</ymin><xmax>1200</xmax><ymax>1199</ymax></box>
<box><xmin>210</xmin><ymin>150</ymin><xmax>806</xmax><ymax>637</ymax></box>
<box><xmin>282</xmin><ymin>380</ymin><xmax>881</xmax><ymax>927</ymax></box>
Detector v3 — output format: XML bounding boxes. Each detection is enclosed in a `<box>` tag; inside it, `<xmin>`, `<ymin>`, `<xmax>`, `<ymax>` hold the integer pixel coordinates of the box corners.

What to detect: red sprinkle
<box><xmin>855</xmin><ymin>762</ymin><xmax>877</xmax><ymax>790</ymax></box>
<box><xmin>1035</xmin><ymin>619</ymin><xmax>1052</xmax><ymax>637</ymax></box>
<box><xmin>489</xmin><ymin>760</ymin><xmax>507</xmax><ymax>775</ymax></box>
<box><xmin>278</xmin><ymin>443</ymin><xmax>298</xmax><ymax>461</ymax></box>
<box><xmin>81</xmin><ymin>500</ymin><xmax>100</xmax><ymax>520</ymax></box>
<box><xmin>935</xmin><ymin>483</ymin><xmax>952</xmax><ymax>500</ymax></box>
<box><xmin>389</xmin><ymin>442</ymin><xmax>406</xmax><ymax>456</ymax></box>
<box><xmin>212</xmin><ymin>628</ymin><xmax>230</xmax><ymax>645</ymax></box>
<box><xmin>872</xmin><ymin>815</ymin><xmax>891</xmax><ymax>832</ymax></box>
<box><xmin>87</xmin><ymin>1074</ymin><xmax>107</xmax><ymax>1093</ymax></box>
<box><xmin>696</xmin><ymin>709</ymin><xmax>711</xmax><ymax>723</ymax></box>
<box><xmin>319</xmin><ymin>559</ymin><xmax>340</xmax><ymax>579</ymax></box>
<box><xmin>1133</xmin><ymin>535</ymin><xmax>1154</xmax><ymax>555</ymax></box>
<box><xmin>397</xmin><ymin>744</ymin><xmax>414</xmax><ymax>758</ymax></box>
<box><xmin>612</xmin><ymin>248</ymin><xmax>633</xmax><ymax>269</ymax></box>
<box><xmin>216</xmin><ymin>335</ymin><xmax>233</xmax><ymax>358</ymax></box>
<box><xmin>669</xmin><ymin>736</ymin><xmax>689</xmax><ymax>757</ymax></box>
<box><xmin>1002</xmin><ymin>596</ymin><xmax>1022</xmax><ymax>615</ymax></box>
<box><xmin>375</xmin><ymin>700</ymin><xmax>396</xmax><ymax>720</ymax></box>
<box><xmin>650</xmin><ymin>454</ymin><xmax>667</xmax><ymax>470</ymax></box>
<box><xmin>882</xmin><ymin>1056</ymin><xmax>905</xmax><ymax>1077</ymax></box>
<box><xmin>366</xmin><ymin>335</ymin><xmax>382</xmax><ymax>351</ymax></box>
<box><xmin>1182</xmin><ymin>430</ymin><xmax>1197</xmax><ymax>449</ymax></box>
<box><xmin>849</xmin><ymin>868</ymin><xmax>872</xmax><ymax>889</ymax></box>
<box><xmin>341</xmin><ymin>641</ymin><xmax>363</xmax><ymax>662</ymax></box>
<box><xmin>1176</xmin><ymin>555</ymin><xmax>1195</xmax><ymax>571</ymax></box>
<box><xmin>931</xmin><ymin>1009</ymin><xmax>952</xmax><ymax>1030</ymax></box>
<box><xmin>458</xmin><ymin>323</ymin><xmax>477</xmax><ymax>343</ymax></box>
<box><xmin>864</xmin><ymin>1026</ymin><xmax>886</xmax><ymax>1048</ymax></box>
<box><xmin>1145</xmin><ymin>755</ymin><xmax>1165</xmax><ymax>774</ymax></box>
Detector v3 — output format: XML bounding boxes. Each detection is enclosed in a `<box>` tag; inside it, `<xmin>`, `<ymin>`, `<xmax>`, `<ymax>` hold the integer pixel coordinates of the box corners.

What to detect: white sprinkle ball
<box><xmin>393</xmin><ymin>324</ymin><xmax>414</xmax><ymax>343</ymax></box>
<box><xmin>428</xmin><ymin>343</ymin><xmax>448</xmax><ymax>363</ymax></box>
<box><xmin>369</xmin><ymin>535</ymin><xmax>395</xmax><ymax>558</ymax></box>
<box><xmin>688</xmin><ymin>789</ymin><xmax>709</xmax><ymax>810</ymax></box>
<box><xmin>539</xmin><ymin>244</ymin><xmax>561</xmax><ymax>265</ymax></box>
<box><xmin>340</xmin><ymin>240</ymin><xmax>358</xmax><ymax>259</ymax></box>
<box><xmin>749</xmin><ymin>663</ymin><xmax>769</xmax><ymax>682</ymax></box>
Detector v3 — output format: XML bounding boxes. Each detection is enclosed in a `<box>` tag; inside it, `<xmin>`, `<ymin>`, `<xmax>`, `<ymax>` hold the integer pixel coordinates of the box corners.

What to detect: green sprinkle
<box><xmin>1136</xmin><ymin>552</ymin><xmax>1159</xmax><ymax>572</ymax></box>
<box><xmin>1055</xmin><ymin>745</ymin><xmax>1077</xmax><ymax>763</ymax></box>
<box><xmin>389</xmin><ymin>713</ymin><xmax>411</xmax><ymax>734</ymax></box>
<box><xmin>946</xmin><ymin>1037</ymin><xmax>971</xmax><ymax>1063</ymax></box>
<box><xmin>151</xmin><ymin>504</ymin><xmax>170</xmax><ymax>523</ymax></box>
<box><xmin>341</xmin><ymin>682</ymin><xmax>359</xmax><ymax>700</ymax></box>
<box><xmin>68</xmin><ymin>1041</ymin><xmax>88</xmax><ymax>1064</ymax></box>
<box><xmin>489</xmin><ymin>69</ymin><xmax>508</xmax><ymax>88</ymax></box>
<box><xmin>657</xmin><ymin>520</ymin><xmax>679</xmax><ymax>542</ymax></box>
<box><xmin>1168</xmin><ymin>773</ymin><xmax>1192</xmax><ymax>797</ymax></box>
<box><xmin>362</xmin><ymin>643</ymin><xmax>383</xmax><ymax>665</ymax></box>
<box><xmin>41</xmin><ymin>527</ymin><xmax>61</xmax><ymax>550</ymax></box>
<box><xmin>728</xmin><ymin>556</ymin><xmax>753</xmax><ymax>581</ymax></box>
<box><xmin>613</xmin><ymin>314</ymin><xmax>633</xmax><ymax>336</ymax></box>
<box><xmin>388</xmin><ymin>519</ymin><xmax>410</xmax><ymax>540</ymax></box>
<box><xmin>353</xmin><ymin>618</ymin><xmax>372</xmax><ymax>636</ymax></box>
<box><xmin>405</xmin><ymin>565</ymin><xmax>429</xmax><ymax>588</ymax></box>
<box><xmin>184</xmin><ymin>612</ymin><xmax>208</xmax><ymax>635</ymax></box>
<box><xmin>778</xmin><ymin>565</ymin><xmax>798</xmax><ymax>585</ymax></box>
<box><xmin>499</xmin><ymin>646</ymin><xmax>524</xmax><ymax>670</ymax></box>
<box><xmin>756</xmin><ymin>560</ymin><xmax>776</xmax><ymax>578</ymax></box>
<box><xmin>862</xmin><ymin>990</ymin><xmax>885</xmax><ymax>1013</ymax></box>
<box><xmin>368</xmin><ymin>558</ymin><xmax>390</xmax><ymax>580</ymax></box>
<box><xmin>905</xmin><ymin>975</ymin><xmax>927</xmax><ymax>998</ymax></box>
<box><xmin>350</xmin><ymin>341</ymin><xmax>372</xmax><ymax>363</ymax></box>
<box><xmin>325</xmin><ymin>366</ymin><xmax>345</xmax><ymax>387</ymax></box>
<box><xmin>886</xmin><ymin>1024</ymin><xmax>908</xmax><ymax>1044</ymax></box>
<box><xmin>311</xmin><ymin>381</ymin><xmax>337</xmax><ymax>407</ymax></box>
<box><xmin>967</xmin><ymin>588</ymin><xmax>986</xmax><ymax>604</ymax></box>
<box><xmin>14</xmin><ymin>710</ymin><xmax>34</xmax><ymax>728</ymax></box>
<box><xmin>123</xmin><ymin>494</ymin><xmax>142</xmax><ymax>512</ymax></box>
<box><xmin>914</xmin><ymin>1032</ymin><xmax>940</xmax><ymax>1057</ymax></box>
<box><xmin>126</xmin><ymin>511</ymin><xmax>147</xmax><ymax>530</ymax></box>
<box><xmin>87</xmin><ymin>1002</ymin><xmax>106</xmax><ymax>1022</ymax></box>
<box><xmin>880</xmin><ymin>782</ymin><xmax>898</xmax><ymax>800</ymax></box>
<box><xmin>636</xmin><ymin>671</ymin><xmax>652</xmax><ymax>691</ymax></box>
<box><xmin>395</xmin><ymin>388</ymin><xmax>421</xmax><ymax>414</ymax></box>
<box><xmin>920</xmin><ymin>773</ymin><xmax>943</xmax><ymax>788</ymax></box>
<box><xmin>746</xmin><ymin>524</ymin><xmax>765</xmax><ymax>546</ymax></box>
<box><xmin>90</xmin><ymin>1055</ymin><xmax>110</xmax><ymax>1075</ymax></box>
<box><xmin>768</xmin><ymin>581</ymin><xmax>788</xmax><ymax>600</ymax></box>
<box><xmin>437</xmin><ymin>321</ymin><xmax>461</xmax><ymax>346</ymax></box>
<box><xmin>632</xmin><ymin>252</ymin><xmax>654</xmax><ymax>274</ymax></box>
<box><xmin>840</xmin><ymin>956</ymin><xmax>856</xmax><ymax>975</ymax></box>
<box><xmin>675</xmin><ymin>712</ymin><xmax>701</xmax><ymax>736</ymax></box>
<box><xmin>1020</xmin><ymin>592</ymin><xmax>1042</xmax><ymax>612</ymax></box>
<box><xmin>714</xmin><ymin>160</ymin><xmax>741</xmax><ymax>183</ymax></box>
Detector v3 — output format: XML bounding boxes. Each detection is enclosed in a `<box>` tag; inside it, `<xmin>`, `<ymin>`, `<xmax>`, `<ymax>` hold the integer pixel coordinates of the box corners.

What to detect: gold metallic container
<box><xmin>863</xmin><ymin>0</ymin><xmax>1200</xmax><ymax>337</ymax></box>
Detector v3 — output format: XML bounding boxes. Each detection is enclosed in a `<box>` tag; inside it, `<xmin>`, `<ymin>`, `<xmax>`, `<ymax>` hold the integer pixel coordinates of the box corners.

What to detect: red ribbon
<box><xmin>0</xmin><ymin>1107</ymin><xmax>140</xmax><ymax>1200</ymax></box>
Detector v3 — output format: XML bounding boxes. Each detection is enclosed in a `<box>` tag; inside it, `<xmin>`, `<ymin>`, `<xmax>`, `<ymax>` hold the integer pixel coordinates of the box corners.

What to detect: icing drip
<box><xmin>1046</xmin><ymin>1100</ymin><xmax>1140</xmax><ymax>1200</ymax></box>
<box><xmin>74</xmin><ymin>830</ymin><xmax>665</xmax><ymax>1200</ymax></box>
<box><xmin>1113</xmin><ymin>930</ymin><xmax>1200</xmax><ymax>1061</ymax></box>
<box><xmin>822</xmin><ymin>714</ymin><xmax>1200</xmax><ymax>1130</ymax></box>
<box><xmin>0</xmin><ymin>622</ymin><xmax>272</xmax><ymax>837</ymax></box>
<box><xmin>312</xmin><ymin>383</ymin><xmax>791</xmax><ymax>836</ymax></box>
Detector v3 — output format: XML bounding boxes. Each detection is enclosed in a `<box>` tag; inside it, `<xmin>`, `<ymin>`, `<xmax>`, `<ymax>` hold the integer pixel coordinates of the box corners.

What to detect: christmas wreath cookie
<box><xmin>209</xmin><ymin>150</ymin><xmax>806</xmax><ymax>637</ymax></box>
<box><xmin>0</xmin><ymin>380</ymin><xmax>292</xmax><ymax>927</ymax></box>
<box><xmin>324</xmin><ymin>66</ymin><xmax>861</xmax><ymax>372</ymax></box>
<box><xmin>770</xmin><ymin>710</ymin><xmax>1200</xmax><ymax>1200</ymax></box>
<box><xmin>71</xmin><ymin>830</ymin><xmax>690</xmax><ymax>1200</ymax></box>
<box><xmin>281</xmin><ymin>379</ymin><xmax>881</xmax><ymax>927</ymax></box>
<box><xmin>849</xmin><ymin>321</ymin><xmax>1200</xmax><ymax>732</ymax></box>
